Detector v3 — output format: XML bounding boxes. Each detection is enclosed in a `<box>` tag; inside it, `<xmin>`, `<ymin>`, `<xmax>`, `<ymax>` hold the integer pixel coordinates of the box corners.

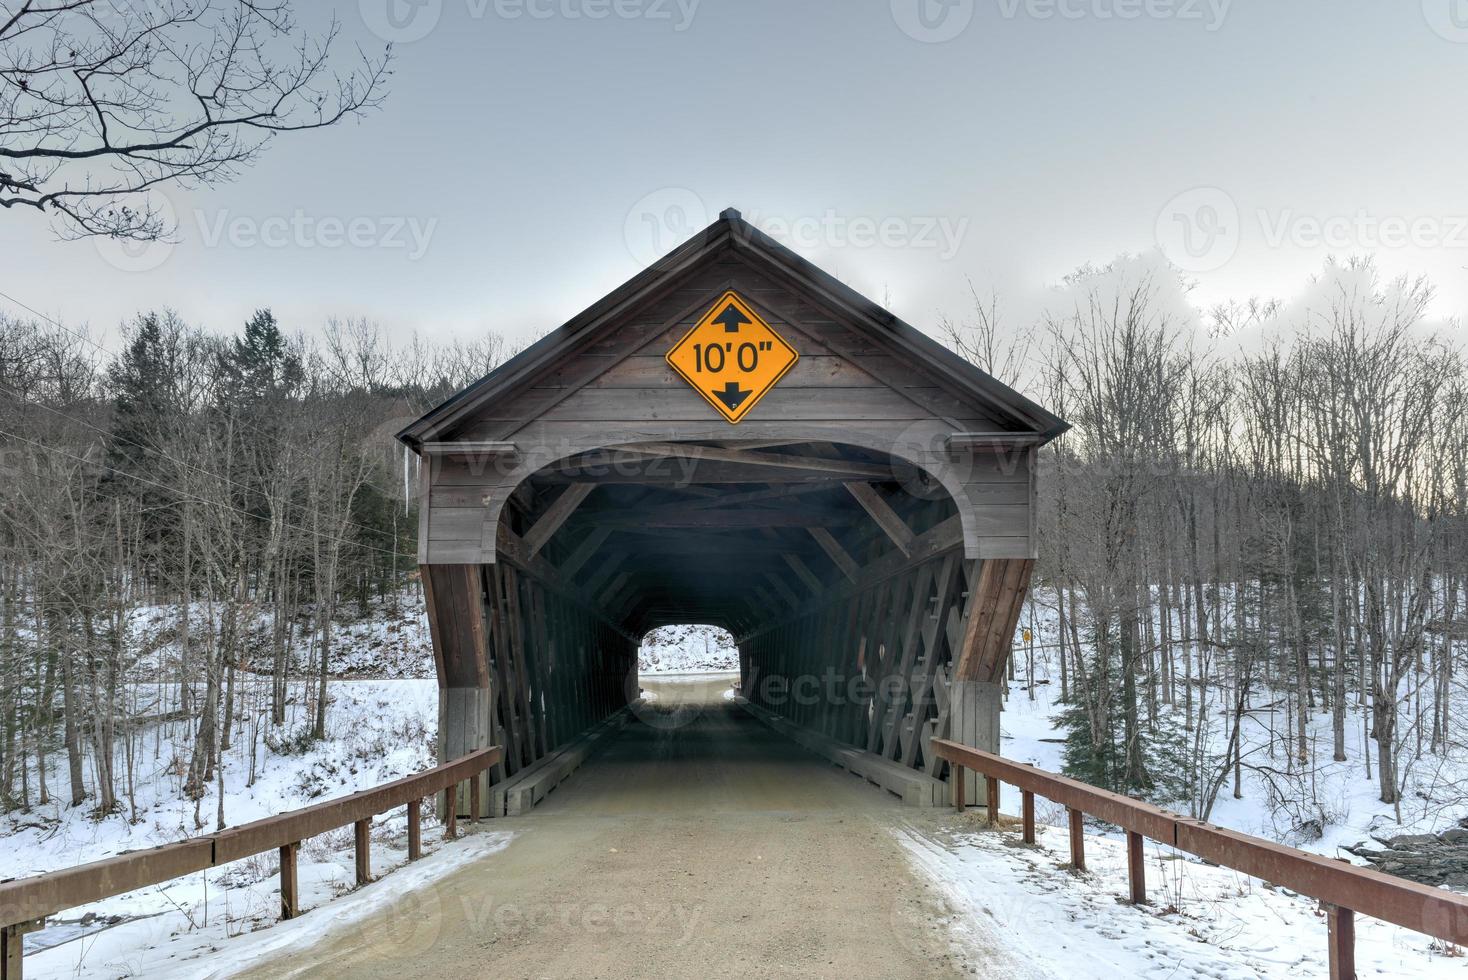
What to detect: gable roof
<box><xmin>397</xmin><ymin>208</ymin><xmax>1068</xmax><ymax>449</ymax></box>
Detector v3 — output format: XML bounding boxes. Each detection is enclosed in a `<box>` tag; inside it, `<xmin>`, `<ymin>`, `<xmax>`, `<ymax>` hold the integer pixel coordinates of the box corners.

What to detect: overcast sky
<box><xmin>5</xmin><ymin>0</ymin><xmax>1467</xmax><ymax>349</ymax></box>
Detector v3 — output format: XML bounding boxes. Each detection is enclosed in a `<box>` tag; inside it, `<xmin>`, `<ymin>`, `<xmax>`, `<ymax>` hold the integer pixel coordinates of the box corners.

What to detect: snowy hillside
<box><xmin>638</xmin><ymin>624</ymin><xmax>739</xmax><ymax>674</ymax></box>
<box><xmin>3</xmin><ymin>678</ymin><xmax>456</xmax><ymax>978</ymax></box>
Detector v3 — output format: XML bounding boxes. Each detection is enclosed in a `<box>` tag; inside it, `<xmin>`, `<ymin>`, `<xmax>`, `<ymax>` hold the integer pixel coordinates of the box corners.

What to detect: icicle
<box><xmin>403</xmin><ymin>444</ymin><xmax>410</xmax><ymax>514</ymax></box>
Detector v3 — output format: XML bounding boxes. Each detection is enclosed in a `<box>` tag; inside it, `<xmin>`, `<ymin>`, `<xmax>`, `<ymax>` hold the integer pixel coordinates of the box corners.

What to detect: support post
<box><xmin>470</xmin><ymin>773</ymin><xmax>482</xmax><ymax>825</ymax></box>
<box><xmin>408</xmin><ymin>799</ymin><xmax>423</xmax><ymax>861</ymax></box>
<box><xmin>1326</xmin><ymin>905</ymin><xmax>1355</xmax><ymax>980</ymax></box>
<box><xmin>279</xmin><ymin>842</ymin><xmax>300</xmax><ymax>920</ymax></box>
<box><xmin>2</xmin><ymin>924</ymin><xmax>21</xmax><ymax>980</ymax></box>
<box><xmin>444</xmin><ymin>785</ymin><xmax>458</xmax><ymax>839</ymax></box>
<box><xmin>1022</xmin><ymin>790</ymin><xmax>1036</xmax><ymax>844</ymax></box>
<box><xmin>985</xmin><ymin>776</ymin><xmax>1000</xmax><ymax>826</ymax></box>
<box><xmin>953</xmin><ymin>764</ymin><xmax>965</xmax><ymax>811</ymax></box>
<box><xmin>1127</xmin><ymin>831</ymin><xmax>1146</xmax><ymax>904</ymax></box>
<box><xmin>354</xmin><ymin>818</ymin><xmax>372</xmax><ymax>886</ymax></box>
<box><xmin>2</xmin><ymin>919</ymin><xmax>42</xmax><ymax>980</ymax></box>
<box><xmin>949</xmin><ymin>680</ymin><xmax>1001</xmax><ymax>804</ymax></box>
<box><xmin>1067</xmin><ymin>807</ymin><xmax>1085</xmax><ymax>871</ymax></box>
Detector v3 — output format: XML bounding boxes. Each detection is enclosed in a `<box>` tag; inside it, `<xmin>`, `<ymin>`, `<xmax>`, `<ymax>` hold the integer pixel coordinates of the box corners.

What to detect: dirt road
<box><xmin>238</xmin><ymin>676</ymin><xmax>1008</xmax><ymax>979</ymax></box>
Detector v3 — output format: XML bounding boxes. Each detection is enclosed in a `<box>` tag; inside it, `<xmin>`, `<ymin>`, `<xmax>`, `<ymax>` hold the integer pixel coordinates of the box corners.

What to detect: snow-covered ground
<box><xmin>4</xmin><ymin>678</ymin><xmax>451</xmax><ymax>979</ymax></box>
<box><xmin>1003</xmin><ymin>586</ymin><xmax>1468</xmax><ymax>851</ymax></box>
<box><xmin>900</xmin><ymin>820</ymin><xmax>1463</xmax><ymax>978</ymax></box>
<box><xmin>903</xmin><ymin>585</ymin><xmax>1468</xmax><ymax>978</ymax></box>
<box><xmin>638</xmin><ymin>624</ymin><xmax>738</xmax><ymax>674</ymax></box>
<box><xmin>9</xmin><ymin>592</ymin><xmax>1468</xmax><ymax>978</ymax></box>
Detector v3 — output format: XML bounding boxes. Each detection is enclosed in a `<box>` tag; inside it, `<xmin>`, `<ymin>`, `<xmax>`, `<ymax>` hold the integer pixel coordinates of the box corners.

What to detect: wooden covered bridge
<box><xmin>397</xmin><ymin>207</ymin><xmax>1067</xmax><ymax>813</ymax></box>
<box><xmin>10</xmin><ymin>210</ymin><xmax>1468</xmax><ymax>980</ymax></box>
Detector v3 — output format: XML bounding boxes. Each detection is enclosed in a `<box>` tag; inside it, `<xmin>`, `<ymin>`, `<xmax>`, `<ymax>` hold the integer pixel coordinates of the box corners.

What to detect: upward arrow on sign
<box><xmin>713</xmin><ymin>303</ymin><xmax>751</xmax><ymax>333</ymax></box>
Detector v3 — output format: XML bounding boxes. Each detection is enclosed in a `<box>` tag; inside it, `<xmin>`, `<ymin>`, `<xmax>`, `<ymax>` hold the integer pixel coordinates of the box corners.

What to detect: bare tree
<box><xmin>0</xmin><ymin>1</ymin><xmax>390</xmax><ymax>239</ymax></box>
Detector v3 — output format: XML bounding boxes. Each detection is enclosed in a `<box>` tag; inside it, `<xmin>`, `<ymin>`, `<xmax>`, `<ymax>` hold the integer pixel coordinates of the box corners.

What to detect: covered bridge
<box><xmin>396</xmin><ymin>208</ymin><xmax>1067</xmax><ymax>811</ymax></box>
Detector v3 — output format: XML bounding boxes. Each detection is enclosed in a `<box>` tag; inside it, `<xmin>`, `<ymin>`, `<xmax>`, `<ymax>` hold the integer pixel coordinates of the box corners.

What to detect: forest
<box><xmin>0</xmin><ymin>251</ymin><xmax>1464</xmax><ymax>839</ymax></box>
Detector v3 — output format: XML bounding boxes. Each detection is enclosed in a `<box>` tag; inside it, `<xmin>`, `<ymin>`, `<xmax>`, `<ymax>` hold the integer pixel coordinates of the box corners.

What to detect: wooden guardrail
<box><xmin>931</xmin><ymin>737</ymin><xmax>1468</xmax><ymax>980</ymax></box>
<box><xmin>0</xmin><ymin>746</ymin><xmax>501</xmax><ymax>980</ymax></box>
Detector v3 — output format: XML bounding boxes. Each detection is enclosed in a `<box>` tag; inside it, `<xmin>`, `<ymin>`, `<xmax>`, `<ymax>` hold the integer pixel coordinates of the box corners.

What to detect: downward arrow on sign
<box><xmin>712</xmin><ymin>381</ymin><xmax>751</xmax><ymax>411</ymax></box>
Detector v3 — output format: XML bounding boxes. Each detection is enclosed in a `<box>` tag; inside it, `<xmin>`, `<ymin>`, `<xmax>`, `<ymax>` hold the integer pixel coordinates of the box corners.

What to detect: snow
<box><xmin>638</xmin><ymin>624</ymin><xmax>738</xmax><ymax>674</ymax></box>
<box><xmin>1002</xmin><ymin>586</ymin><xmax>1468</xmax><ymax>852</ymax></box>
<box><xmin>892</xmin><ymin>584</ymin><xmax>1468</xmax><ymax>978</ymax></box>
<box><xmin>27</xmin><ymin>829</ymin><xmax>513</xmax><ymax>980</ymax></box>
<box><xmin>2</xmin><ymin>678</ymin><xmax>455</xmax><ymax>979</ymax></box>
<box><xmin>11</xmin><ymin>586</ymin><xmax>1468</xmax><ymax>977</ymax></box>
<box><xmin>898</xmin><ymin>821</ymin><xmax>1463</xmax><ymax>978</ymax></box>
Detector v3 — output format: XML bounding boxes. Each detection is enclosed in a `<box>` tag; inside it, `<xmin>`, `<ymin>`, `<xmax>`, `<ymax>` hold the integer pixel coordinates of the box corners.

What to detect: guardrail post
<box><xmin>1067</xmin><ymin>807</ymin><xmax>1086</xmax><ymax>872</ymax></box>
<box><xmin>279</xmin><ymin>842</ymin><xmax>300</xmax><ymax>920</ymax></box>
<box><xmin>1127</xmin><ymin>831</ymin><xmax>1146</xmax><ymax>903</ymax></box>
<box><xmin>953</xmin><ymin>764</ymin><xmax>965</xmax><ymax>811</ymax></box>
<box><xmin>444</xmin><ymin>785</ymin><xmax>458</xmax><ymax>839</ymax></box>
<box><xmin>2</xmin><ymin>919</ymin><xmax>41</xmax><ymax>980</ymax></box>
<box><xmin>1022</xmin><ymin>790</ymin><xmax>1035</xmax><ymax>844</ymax></box>
<box><xmin>354</xmin><ymin>818</ymin><xmax>372</xmax><ymax>886</ymax></box>
<box><xmin>470</xmin><ymin>773</ymin><xmax>482</xmax><ymax>825</ymax></box>
<box><xmin>1326</xmin><ymin>904</ymin><xmax>1355</xmax><ymax>980</ymax></box>
<box><xmin>408</xmin><ymin>799</ymin><xmax>423</xmax><ymax>861</ymax></box>
<box><xmin>3</xmin><ymin>923</ymin><xmax>21</xmax><ymax>980</ymax></box>
<box><xmin>986</xmin><ymin>777</ymin><xmax>1000</xmax><ymax>827</ymax></box>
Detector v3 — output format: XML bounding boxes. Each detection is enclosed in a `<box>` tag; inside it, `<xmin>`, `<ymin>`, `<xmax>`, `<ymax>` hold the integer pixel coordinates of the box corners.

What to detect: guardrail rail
<box><xmin>931</xmin><ymin>737</ymin><xmax>1468</xmax><ymax>980</ymax></box>
<box><xmin>0</xmin><ymin>746</ymin><xmax>501</xmax><ymax>980</ymax></box>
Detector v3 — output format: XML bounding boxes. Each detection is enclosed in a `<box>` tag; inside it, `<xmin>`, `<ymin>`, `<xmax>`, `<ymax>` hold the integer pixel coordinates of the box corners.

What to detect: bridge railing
<box><xmin>0</xmin><ymin>745</ymin><xmax>501</xmax><ymax>980</ymax></box>
<box><xmin>931</xmin><ymin>737</ymin><xmax>1468</xmax><ymax>980</ymax></box>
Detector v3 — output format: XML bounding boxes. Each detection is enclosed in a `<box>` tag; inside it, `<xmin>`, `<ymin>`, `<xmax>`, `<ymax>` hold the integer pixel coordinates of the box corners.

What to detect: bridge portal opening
<box><xmin>638</xmin><ymin>625</ymin><xmax>739</xmax><ymax>675</ymax></box>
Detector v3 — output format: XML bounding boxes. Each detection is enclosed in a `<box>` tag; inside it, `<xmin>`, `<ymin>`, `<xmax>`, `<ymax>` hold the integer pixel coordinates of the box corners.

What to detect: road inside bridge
<box><xmin>239</xmin><ymin>675</ymin><xmax>1018</xmax><ymax>979</ymax></box>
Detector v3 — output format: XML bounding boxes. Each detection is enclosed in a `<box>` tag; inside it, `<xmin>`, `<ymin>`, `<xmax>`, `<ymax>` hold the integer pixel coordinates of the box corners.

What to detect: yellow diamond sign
<box><xmin>666</xmin><ymin>291</ymin><xmax>799</xmax><ymax>424</ymax></box>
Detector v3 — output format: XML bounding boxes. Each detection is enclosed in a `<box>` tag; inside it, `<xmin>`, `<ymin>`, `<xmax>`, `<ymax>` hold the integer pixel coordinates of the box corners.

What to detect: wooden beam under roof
<box><xmin>556</xmin><ymin>526</ymin><xmax>612</xmax><ymax>580</ymax></box>
<box><xmin>808</xmin><ymin>527</ymin><xmax>860</xmax><ymax>583</ymax></box>
<box><xmin>580</xmin><ymin>508</ymin><xmax>862</xmax><ymax>529</ymax></box>
<box><xmin>844</xmin><ymin>482</ymin><xmax>915</xmax><ymax>556</ymax></box>
<box><xmin>523</xmin><ymin>483</ymin><xmax>595</xmax><ymax>558</ymax></box>
<box><xmin>610</xmin><ymin>442</ymin><xmax>891</xmax><ymax>480</ymax></box>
